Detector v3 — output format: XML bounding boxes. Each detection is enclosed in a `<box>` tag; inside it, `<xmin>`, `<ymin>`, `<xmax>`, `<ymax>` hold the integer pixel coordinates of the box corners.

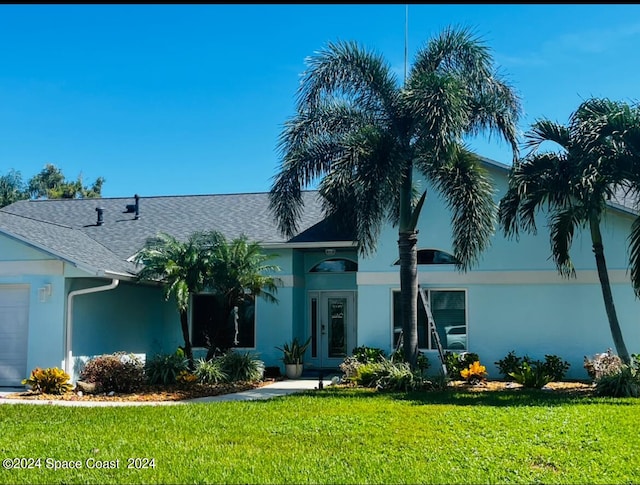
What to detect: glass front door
<box><xmin>309</xmin><ymin>291</ymin><xmax>356</xmax><ymax>368</ymax></box>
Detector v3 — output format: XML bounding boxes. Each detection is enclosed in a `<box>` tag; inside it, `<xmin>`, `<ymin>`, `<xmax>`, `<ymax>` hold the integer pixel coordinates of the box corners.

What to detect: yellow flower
<box><xmin>461</xmin><ymin>361</ymin><xmax>487</xmax><ymax>381</ymax></box>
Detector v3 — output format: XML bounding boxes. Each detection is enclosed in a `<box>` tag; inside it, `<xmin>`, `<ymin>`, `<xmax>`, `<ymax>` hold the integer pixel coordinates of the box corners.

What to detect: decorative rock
<box><xmin>77</xmin><ymin>391</ymin><xmax>83</xmax><ymax>397</ymax></box>
<box><xmin>108</xmin><ymin>391</ymin><xmax>115</xmax><ymax>396</ymax></box>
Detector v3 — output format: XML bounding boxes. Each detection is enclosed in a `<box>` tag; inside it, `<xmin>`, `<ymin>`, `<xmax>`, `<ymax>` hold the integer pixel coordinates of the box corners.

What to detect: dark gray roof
<box><xmin>0</xmin><ymin>191</ymin><xmax>347</xmax><ymax>278</ymax></box>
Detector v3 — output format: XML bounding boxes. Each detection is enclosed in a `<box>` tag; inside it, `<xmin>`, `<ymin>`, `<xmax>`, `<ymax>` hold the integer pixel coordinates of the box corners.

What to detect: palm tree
<box><xmin>499</xmin><ymin>97</ymin><xmax>640</xmax><ymax>364</ymax></box>
<box><xmin>134</xmin><ymin>231</ymin><xmax>224</xmax><ymax>364</ymax></box>
<box><xmin>205</xmin><ymin>235</ymin><xmax>280</xmax><ymax>356</ymax></box>
<box><xmin>269</xmin><ymin>27</ymin><xmax>520</xmax><ymax>367</ymax></box>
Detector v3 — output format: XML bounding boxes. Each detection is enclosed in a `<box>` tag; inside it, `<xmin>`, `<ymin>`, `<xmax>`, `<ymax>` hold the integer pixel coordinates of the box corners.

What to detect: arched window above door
<box><xmin>393</xmin><ymin>249</ymin><xmax>460</xmax><ymax>265</ymax></box>
<box><xmin>309</xmin><ymin>258</ymin><xmax>358</xmax><ymax>273</ymax></box>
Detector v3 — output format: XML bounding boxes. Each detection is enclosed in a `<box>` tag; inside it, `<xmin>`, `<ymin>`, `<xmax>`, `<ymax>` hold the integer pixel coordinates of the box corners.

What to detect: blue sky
<box><xmin>1</xmin><ymin>4</ymin><xmax>638</xmax><ymax>198</ymax></box>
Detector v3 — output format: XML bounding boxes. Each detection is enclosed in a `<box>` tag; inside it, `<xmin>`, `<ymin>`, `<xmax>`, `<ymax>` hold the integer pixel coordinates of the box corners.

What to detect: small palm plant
<box><xmin>276</xmin><ymin>337</ymin><xmax>312</xmax><ymax>365</ymax></box>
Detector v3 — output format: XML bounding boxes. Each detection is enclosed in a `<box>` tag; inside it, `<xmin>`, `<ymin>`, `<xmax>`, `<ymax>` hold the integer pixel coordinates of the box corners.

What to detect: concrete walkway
<box><xmin>0</xmin><ymin>378</ymin><xmax>332</xmax><ymax>407</ymax></box>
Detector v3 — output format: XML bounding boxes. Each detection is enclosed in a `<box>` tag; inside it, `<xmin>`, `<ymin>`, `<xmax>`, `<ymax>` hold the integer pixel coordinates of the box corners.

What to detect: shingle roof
<box><xmin>0</xmin><ymin>191</ymin><xmax>347</xmax><ymax>277</ymax></box>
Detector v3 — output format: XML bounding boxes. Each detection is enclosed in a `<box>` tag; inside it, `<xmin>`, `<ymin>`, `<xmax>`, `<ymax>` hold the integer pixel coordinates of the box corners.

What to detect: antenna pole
<box><xmin>404</xmin><ymin>4</ymin><xmax>408</xmax><ymax>86</ymax></box>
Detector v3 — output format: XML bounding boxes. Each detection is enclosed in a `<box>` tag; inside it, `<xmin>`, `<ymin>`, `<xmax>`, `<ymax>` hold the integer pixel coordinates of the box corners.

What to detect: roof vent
<box><xmin>124</xmin><ymin>194</ymin><xmax>140</xmax><ymax>219</ymax></box>
<box><xmin>95</xmin><ymin>207</ymin><xmax>104</xmax><ymax>226</ymax></box>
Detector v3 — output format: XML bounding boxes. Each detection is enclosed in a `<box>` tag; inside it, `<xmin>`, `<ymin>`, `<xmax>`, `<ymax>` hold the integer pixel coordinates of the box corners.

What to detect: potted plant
<box><xmin>276</xmin><ymin>337</ymin><xmax>311</xmax><ymax>379</ymax></box>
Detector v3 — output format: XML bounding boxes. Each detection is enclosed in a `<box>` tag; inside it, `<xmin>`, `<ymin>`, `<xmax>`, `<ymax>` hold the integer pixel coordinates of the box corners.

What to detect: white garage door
<box><xmin>0</xmin><ymin>285</ymin><xmax>30</xmax><ymax>387</ymax></box>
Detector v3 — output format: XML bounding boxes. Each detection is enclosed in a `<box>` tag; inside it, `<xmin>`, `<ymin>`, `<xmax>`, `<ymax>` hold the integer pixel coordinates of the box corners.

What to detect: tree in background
<box><xmin>0</xmin><ymin>170</ymin><xmax>29</xmax><ymax>207</ymax></box>
<box><xmin>269</xmin><ymin>27</ymin><xmax>520</xmax><ymax>367</ymax></box>
<box><xmin>27</xmin><ymin>163</ymin><xmax>105</xmax><ymax>199</ymax></box>
<box><xmin>499</xmin><ymin>98</ymin><xmax>640</xmax><ymax>364</ymax></box>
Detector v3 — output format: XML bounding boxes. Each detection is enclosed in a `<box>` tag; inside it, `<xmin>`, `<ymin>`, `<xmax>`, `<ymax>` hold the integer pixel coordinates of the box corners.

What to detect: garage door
<box><xmin>0</xmin><ymin>285</ymin><xmax>30</xmax><ymax>387</ymax></box>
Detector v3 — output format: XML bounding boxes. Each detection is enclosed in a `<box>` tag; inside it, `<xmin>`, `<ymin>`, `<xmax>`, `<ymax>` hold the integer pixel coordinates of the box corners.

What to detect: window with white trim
<box><xmin>191</xmin><ymin>294</ymin><xmax>255</xmax><ymax>349</ymax></box>
<box><xmin>392</xmin><ymin>289</ymin><xmax>466</xmax><ymax>351</ymax></box>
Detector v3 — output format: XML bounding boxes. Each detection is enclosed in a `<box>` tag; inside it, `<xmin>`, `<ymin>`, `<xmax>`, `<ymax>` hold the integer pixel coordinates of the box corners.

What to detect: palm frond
<box><xmin>548</xmin><ymin>207</ymin><xmax>584</xmax><ymax>278</ymax></box>
<box><xmin>428</xmin><ymin>145</ymin><xmax>497</xmax><ymax>270</ymax></box>
<box><xmin>299</xmin><ymin>40</ymin><xmax>399</xmax><ymax>117</ymax></box>
<box><xmin>628</xmin><ymin>216</ymin><xmax>640</xmax><ymax>298</ymax></box>
<box><xmin>523</xmin><ymin>120</ymin><xmax>571</xmax><ymax>155</ymax></box>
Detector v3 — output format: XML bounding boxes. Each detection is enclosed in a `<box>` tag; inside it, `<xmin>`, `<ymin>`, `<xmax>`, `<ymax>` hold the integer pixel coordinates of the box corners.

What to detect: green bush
<box><xmin>444</xmin><ymin>351</ymin><xmax>480</xmax><ymax>379</ymax></box>
<box><xmin>22</xmin><ymin>367</ymin><xmax>73</xmax><ymax>395</ymax></box>
<box><xmin>594</xmin><ymin>365</ymin><xmax>640</xmax><ymax>397</ymax></box>
<box><xmin>390</xmin><ymin>348</ymin><xmax>430</xmax><ymax>375</ymax></box>
<box><xmin>494</xmin><ymin>350</ymin><xmax>523</xmax><ymax>381</ymax></box>
<box><xmin>352</xmin><ymin>346</ymin><xmax>386</xmax><ymax>364</ymax></box>
<box><xmin>219</xmin><ymin>350</ymin><xmax>264</xmax><ymax>382</ymax></box>
<box><xmin>509</xmin><ymin>361</ymin><xmax>552</xmax><ymax>389</ymax></box>
<box><xmin>352</xmin><ymin>359</ymin><xmax>433</xmax><ymax>392</ymax></box>
<box><xmin>145</xmin><ymin>349</ymin><xmax>190</xmax><ymax>385</ymax></box>
<box><xmin>194</xmin><ymin>357</ymin><xmax>228</xmax><ymax>384</ymax></box>
<box><xmin>496</xmin><ymin>351</ymin><xmax>570</xmax><ymax>383</ymax></box>
<box><xmin>80</xmin><ymin>352</ymin><xmax>145</xmax><ymax>393</ymax></box>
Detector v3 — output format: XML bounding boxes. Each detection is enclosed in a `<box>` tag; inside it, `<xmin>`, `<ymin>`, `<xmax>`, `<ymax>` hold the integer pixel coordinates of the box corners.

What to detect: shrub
<box><xmin>594</xmin><ymin>365</ymin><xmax>640</xmax><ymax>397</ymax></box>
<box><xmin>496</xmin><ymin>351</ymin><xmax>570</xmax><ymax>383</ymax></box>
<box><xmin>351</xmin><ymin>358</ymin><xmax>433</xmax><ymax>392</ymax></box>
<box><xmin>543</xmin><ymin>354</ymin><xmax>571</xmax><ymax>382</ymax></box>
<box><xmin>352</xmin><ymin>346</ymin><xmax>386</xmax><ymax>364</ymax></box>
<box><xmin>145</xmin><ymin>349</ymin><xmax>190</xmax><ymax>385</ymax></box>
<box><xmin>509</xmin><ymin>361</ymin><xmax>552</xmax><ymax>389</ymax></box>
<box><xmin>444</xmin><ymin>351</ymin><xmax>480</xmax><ymax>379</ymax></box>
<box><xmin>390</xmin><ymin>348</ymin><xmax>430</xmax><ymax>375</ymax></box>
<box><xmin>219</xmin><ymin>350</ymin><xmax>264</xmax><ymax>382</ymax></box>
<box><xmin>460</xmin><ymin>361</ymin><xmax>488</xmax><ymax>385</ymax></box>
<box><xmin>194</xmin><ymin>357</ymin><xmax>228</xmax><ymax>384</ymax></box>
<box><xmin>495</xmin><ymin>350</ymin><xmax>523</xmax><ymax>381</ymax></box>
<box><xmin>339</xmin><ymin>356</ymin><xmax>362</xmax><ymax>382</ymax></box>
<box><xmin>80</xmin><ymin>352</ymin><xmax>145</xmax><ymax>393</ymax></box>
<box><xmin>584</xmin><ymin>349</ymin><xmax>624</xmax><ymax>381</ymax></box>
<box><xmin>22</xmin><ymin>367</ymin><xmax>73</xmax><ymax>395</ymax></box>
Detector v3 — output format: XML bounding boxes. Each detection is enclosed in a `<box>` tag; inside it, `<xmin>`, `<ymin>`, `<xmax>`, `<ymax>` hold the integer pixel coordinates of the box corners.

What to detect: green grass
<box><xmin>1</xmin><ymin>388</ymin><xmax>639</xmax><ymax>484</ymax></box>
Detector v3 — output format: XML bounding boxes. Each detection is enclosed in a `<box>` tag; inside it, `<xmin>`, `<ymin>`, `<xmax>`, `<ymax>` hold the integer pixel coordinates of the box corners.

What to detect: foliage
<box><xmin>499</xmin><ymin>97</ymin><xmax>640</xmax><ymax>364</ymax></box>
<box><xmin>27</xmin><ymin>163</ymin><xmax>104</xmax><ymax>199</ymax></box>
<box><xmin>594</xmin><ymin>365</ymin><xmax>640</xmax><ymax>398</ymax></box>
<box><xmin>268</xmin><ymin>27</ymin><xmax>520</xmax><ymax>367</ymax></box>
<box><xmin>509</xmin><ymin>361</ymin><xmax>553</xmax><ymax>389</ymax></box>
<box><xmin>134</xmin><ymin>231</ymin><xmax>226</xmax><ymax>363</ymax></box>
<box><xmin>351</xmin><ymin>358</ymin><xmax>434</xmax><ymax>392</ymax></box>
<box><xmin>204</xmin><ymin>234</ymin><xmax>281</xmax><ymax>351</ymax></box>
<box><xmin>460</xmin><ymin>361</ymin><xmax>488</xmax><ymax>385</ymax></box>
<box><xmin>79</xmin><ymin>352</ymin><xmax>145</xmax><ymax>393</ymax></box>
<box><xmin>352</xmin><ymin>346</ymin><xmax>386</xmax><ymax>364</ymax></box>
<box><xmin>276</xmin><ymin>336</ymin><xmax>311</xmax><ymax>364</ymax></box>
<box><xmin>0</xmin><ymin>169</ymin><xmax>29</xmax><ymax>207</ymax></box>
<box><xmin>444</xmin><ymin>351</ymin><xmax>480</xmax><ymax>379</ymax></box>
<box><xmin>494</xmin><ymin>350</ymin><xmax>523</xmax><ymax>381</ymax></box>
<box><xmin>145</xmin><ymin>349</ymin><xmax>190</xmax><ymax>385</ymax></box>
<box><xmin>135</xmin><ymin>231</ymin><xmax>281</xmax><ymax>362</ymax></box>
<box><xmin>496</xmin><ymin>351</ymin><xmax>570</xmax><ymax>382</ymax></box>
<box><xmin>193</xmin><ymin>357</ymin><xmax>229</xmax><ymax>384</ymax></box>
<box><xmin>584</xmin><ymin>349</ymin><xmax>624</xmax><ymax>380</ymax></box>
<box><xmin>339</xmin><ymin>356</ymin><xmax>362</xmax><ymax>381</ymax></box>
<box><xmin>219</xmin><ymin>350</ymin><xmax>265</xmax><ymax>382</ymax></box>
<box><xmin>176</xmin><ymin>371</ymin><xmax>198</xmax><ymax>385</ymax></box>
<box><xmin>543</xmin><ymin>354</ymin><xmax>571</xmax><ymax>382</ymax></box>
<box><xmin>22</xmin><ymin>367</ymin><xmax>73</xmax><ymax>395</ymax></box>
<box><xmin>390</xmin><ymin>348</ymin><xmax>430</xmax><ymax>375</ymax></box>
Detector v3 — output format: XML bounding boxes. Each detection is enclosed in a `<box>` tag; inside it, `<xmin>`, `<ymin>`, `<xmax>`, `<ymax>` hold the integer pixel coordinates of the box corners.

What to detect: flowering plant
<box><xmin>460</xmin><ymin>361</ymin><xmax>487</xmax><ymax>385</ymax></box>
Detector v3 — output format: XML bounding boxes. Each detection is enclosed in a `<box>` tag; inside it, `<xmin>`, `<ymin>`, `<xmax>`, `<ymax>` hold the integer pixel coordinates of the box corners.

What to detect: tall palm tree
<box><xmin>205</xmin><ymin>234</ymin><xmax>281</xmax><ymax>355</ymax></box>
<box><xmin>269</xmin><ymin>27</ymin><xmax>520</xmax><ymax>366</ymax></box>
<box><xmin>499</xmin><ymin>97</ymin><xmax>640</xmax><ymax>364</ymax></box>
<box><xmin>134</xmin><ymin>231</ymin><xmax>224</xmax><ymax>364</ymax></box>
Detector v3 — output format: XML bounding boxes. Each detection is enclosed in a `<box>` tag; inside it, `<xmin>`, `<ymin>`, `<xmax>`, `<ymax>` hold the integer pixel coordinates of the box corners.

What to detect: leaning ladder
<box><xmin>394</xmin><ymin>286</ymin><xmax>448</xmax><ymax>377</ymax></box>
<box><xmin>418</xmin><ymin>286</ymin><xmax>448</xmax><ymax>377</ymax></box>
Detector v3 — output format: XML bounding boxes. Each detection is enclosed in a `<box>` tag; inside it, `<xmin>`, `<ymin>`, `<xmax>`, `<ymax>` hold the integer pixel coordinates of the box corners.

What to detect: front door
<box><xmin>309</xmin><ymin>291</ymin><xmax>356</xmax><ymax>369</ymax></box>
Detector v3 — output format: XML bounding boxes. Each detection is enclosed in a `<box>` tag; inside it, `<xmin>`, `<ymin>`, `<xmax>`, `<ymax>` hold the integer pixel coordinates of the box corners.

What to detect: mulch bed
<box><xmin>3</xmin><ymin>379</ymin><xmax>279</xmax><ymax>402</ymax></box>
<box><xmin>2</xmin><ymin>379</ymin><xmax>595</xmax><ymax>403</ymax></box>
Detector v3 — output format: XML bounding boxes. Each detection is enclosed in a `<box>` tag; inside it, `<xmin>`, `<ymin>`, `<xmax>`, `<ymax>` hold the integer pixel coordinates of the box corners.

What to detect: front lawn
<box><xmin>1</xmin><ymin>388</ymin><xmax>639</xmax><ymax>484</ymax></box>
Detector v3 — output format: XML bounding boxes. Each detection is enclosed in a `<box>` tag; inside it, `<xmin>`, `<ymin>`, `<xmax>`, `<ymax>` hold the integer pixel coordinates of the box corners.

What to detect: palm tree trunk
<box><xmin>590</xmin><ymin>216</ymin><xmax>630</xmax><ymax>364</ymax></box>
<box><xmin>398</xmin><ymin>230</ymin><xmax>419</xmax><ymax>367</ymax></box>
<box><xmin>179</xmin><ymin>309</ymin><xmax>194</xmax><ymax>365</ymax></box>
